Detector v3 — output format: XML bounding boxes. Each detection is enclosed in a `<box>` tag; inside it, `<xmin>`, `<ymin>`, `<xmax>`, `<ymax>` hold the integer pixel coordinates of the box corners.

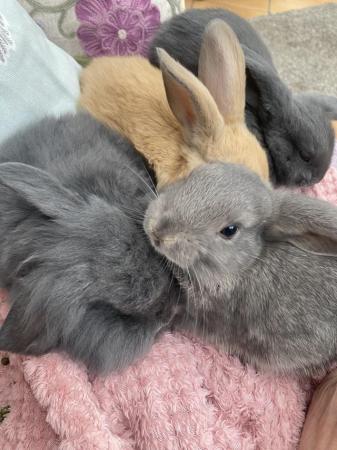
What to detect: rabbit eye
<box><xmin>220</xmin><ymin>224</ymin><xmax>239</xmax><ymax>239</ymax></box>
<box><xmin>302</xmin><ymin>155</ymin><xmax>311</xmax><ymax>163</ymax></box>
<box><xmin>300</xmin><ymin>149</ymin><xmax>314</xmax><ymax>163</ymax></box>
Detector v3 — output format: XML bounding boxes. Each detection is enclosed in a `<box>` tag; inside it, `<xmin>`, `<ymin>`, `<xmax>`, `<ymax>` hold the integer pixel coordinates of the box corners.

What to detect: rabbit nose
<box><xmin>295</xmin><ymin>173</ymin><xmax>312</xmax><ymax>186</ymax></box>
<box><xmin>146</xmin><ymin>217</ymin><xmax>164</xmax><ymax>245</ymax></box>
<box><xmin>152</xmin><ymin>229</ymin><xmax>178</xmax><ymax>248</ymax></box>
<box><xmin>149</xmin><ymin>225</ymin><xmax>167</xmax><ymax>247</ymax></box>
<box><xmin>152</xmin><ymin>230</ymin><xmax>162</xmax><ymax>247</ymax></box>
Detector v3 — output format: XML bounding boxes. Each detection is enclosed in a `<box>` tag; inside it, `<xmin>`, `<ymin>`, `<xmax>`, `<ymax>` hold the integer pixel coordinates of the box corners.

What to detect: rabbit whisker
<box><xmin>122</xmin><ymin>163</ymin><xmax>157</xmax><ymax>199</ymax></box>
<box><xmin>185</xmin><ymin>266</ymin><xmax>195</xmax><ymax>325</ymax></box>
<box><xmin>191</xmin><ymin>264</ymin><xmax>207</xmax><ymax>338</ymax></box>
<box><xmin>187</xmin><ymin>266</ymin><xmax>200</xmax><ymax>334</ymax></box>
<box><xmin>141</xmin><ymin>162</ymin><xmax>158</xmax><ymax>197</ymax></box>
<box><xmin>119</xmin><ymin>212</ymin><xmax>145</xmax><ymax>225</ymax></box>
<box><xmin>189</xmin><ymin>266</ymin><xmax>199</xmax><ymax>333</ymax></box>
<box><xmin>118</xmin><ymin>203</ymin><xmax>147</xmax><ymax>222</ymax></box>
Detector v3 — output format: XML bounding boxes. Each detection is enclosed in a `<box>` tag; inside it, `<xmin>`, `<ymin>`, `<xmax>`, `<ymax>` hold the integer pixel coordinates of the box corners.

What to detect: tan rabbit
<box><xmin>80</xmin><ymin>20</ymin><xmax>269</xmax><ymax>187</ymax></box>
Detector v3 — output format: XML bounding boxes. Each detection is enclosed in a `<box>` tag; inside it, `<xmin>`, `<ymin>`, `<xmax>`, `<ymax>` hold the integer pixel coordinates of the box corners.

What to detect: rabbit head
<box><xmin>144</xmin><ymin>162</ymin><xmax>272</xmax><ymax>294</ymax></box>
<box><xmin>244</xmin><ymin>47</ymin><xmax>336</xmax><ymax>187</ymax></box>
<box><xmin>0</xmin><ymin>162</ymin><xmax>177</xmax><ymax>373</ymax></box>
<box><xmin>80</xmin><ymin>20</ymin><xmax>269</xmax><ymax>187</ymax></box>
<box><xmin>157</xmin><ymin>20</ymin><xmax>269</xmax><ymax>183</ymax></box>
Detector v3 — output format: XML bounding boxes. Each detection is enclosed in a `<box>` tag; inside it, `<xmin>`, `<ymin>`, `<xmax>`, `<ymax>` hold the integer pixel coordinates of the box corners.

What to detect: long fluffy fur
<box><xmin>0</xmin><ymin>113</ymin><xmax>180</xmax><ymax>373</ymax></box>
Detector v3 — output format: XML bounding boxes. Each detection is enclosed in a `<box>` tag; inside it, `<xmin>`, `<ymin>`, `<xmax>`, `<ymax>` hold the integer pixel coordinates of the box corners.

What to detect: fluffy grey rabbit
<box><xmin>0</xmin><ymin>113</ymin><xmax>181</xmax><ymax>374</ymax></box>
<box><xmin>144</xmin><ymin>162</ymin><xmax>337</xmax><ymax>376</ymax></box>
<box><xmin>148</xmin><ymin>10</ymin><xmax>337</xmax><ymax>187</ymax></box>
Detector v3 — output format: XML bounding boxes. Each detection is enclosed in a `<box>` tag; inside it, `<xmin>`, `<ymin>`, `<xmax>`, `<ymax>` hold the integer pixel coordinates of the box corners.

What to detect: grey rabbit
<box><xmin>148</xmin><ymin>9</ymin><xmax>337</xmax><ymax>187</ymax></box>
<box><xmin>0</xmin><ymin>113</ymin><xmax>181</xmax><ymax>374</ymax></box>
<box><xmin>144</xmin><ymin>162</ymin><xmax>337</xmax><ymax>376</ymax></box>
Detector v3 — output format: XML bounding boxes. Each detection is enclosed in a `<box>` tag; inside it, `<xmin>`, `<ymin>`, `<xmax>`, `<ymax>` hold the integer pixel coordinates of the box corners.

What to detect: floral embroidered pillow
<box><xmin>0</xmin><ymin>0</ymin><xmax>81</xmax><ymax>143</ymax></box>
<box><xmin>18</xmin><ymin>0</ymin><xmax>184</xmax><ymax>63</ymax></box>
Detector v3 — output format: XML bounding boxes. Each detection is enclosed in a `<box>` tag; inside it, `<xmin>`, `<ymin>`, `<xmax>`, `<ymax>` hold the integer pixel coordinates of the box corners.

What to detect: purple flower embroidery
<box><xmin>75</xmin><ymin>0</ymin><xmax>160</xmax><ymax>57</ymax></box>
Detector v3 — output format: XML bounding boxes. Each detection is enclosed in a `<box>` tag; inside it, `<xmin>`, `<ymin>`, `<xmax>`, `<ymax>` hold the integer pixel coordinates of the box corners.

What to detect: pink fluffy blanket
<box><xmin>1</xmin><ymin>160</ymin><xmax>337</xmax><ymax>449</ymax></box>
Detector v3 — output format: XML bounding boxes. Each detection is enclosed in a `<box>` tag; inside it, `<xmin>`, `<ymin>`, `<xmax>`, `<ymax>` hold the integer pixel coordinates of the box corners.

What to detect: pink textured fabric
<box><xmin>330</xmin><ymin>141</ymin><xmax>337</xmax><ymax>169</ymax></box>
<box><xmin>1</xmin><ymin>164</ymin><xmax>337</xmax><ymax>450</ymax></box>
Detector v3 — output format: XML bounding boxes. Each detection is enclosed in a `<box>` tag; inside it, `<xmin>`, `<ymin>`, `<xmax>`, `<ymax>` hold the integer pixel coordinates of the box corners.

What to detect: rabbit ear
<box><xmin>265</xmin><ymin>191</ymin><xmax>337</xmax><ymax>255</ymax></box>
<box><xmin>295</xmin><ymin>92</ymin><xmax>337</xmax><ymax>120</ymax></box>
<box><xmin>198</xmin><ymin>19</ymin><xmax>246</xmax><ymax>123</ymax></box>
<box><xmin>0</xmin><ymin>162</ymin><xmax>82</xmax><ymax>218</ymax></box>
<box><xmin>242</xmin><ymin>46</ymin><xmax>291</xmax><ymax>106</ymax></box>
<box><xmin>156</xmin><ymin>47</ymin><xmax>224</xmax><ymax>150</ymax></box>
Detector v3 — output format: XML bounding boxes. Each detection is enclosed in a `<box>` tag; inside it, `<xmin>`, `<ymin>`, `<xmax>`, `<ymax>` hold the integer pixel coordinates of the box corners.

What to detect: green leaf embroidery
<box><xmin>0</xmin><ymin>405</ymin><xmax>10</xmax><ymax>424</ymax></box>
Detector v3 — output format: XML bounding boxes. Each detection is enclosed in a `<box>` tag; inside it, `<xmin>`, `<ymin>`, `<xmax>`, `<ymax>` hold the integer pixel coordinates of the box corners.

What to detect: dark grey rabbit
<box><xmin>145</xmin><ymin>162</ymin><xmax>337</xmax><ymax>376</ymax></box>
<box><xmin>148</xmin><ymin>9</ymin><xmax>337</xmax><ymax>187</ymax></box>
<box><xmin>0</xmin><ymin>113</ymin><xmax>180</xmax><ymax>374</ymax></box>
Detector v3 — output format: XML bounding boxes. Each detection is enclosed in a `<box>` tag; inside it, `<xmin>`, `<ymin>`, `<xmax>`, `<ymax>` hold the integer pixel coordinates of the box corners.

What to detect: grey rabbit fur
<box><xmin>149</xmin><ymin>9</ymin><xmax>337</xmax><ymax>187</ymax></box>
<box><xmin>145</xmin><ymin>162</ymin><xmax>337</xmax><ymax>376</ymax></box>
<box><xmin>0</xmin><ymin>113</ymin><xmax>180</xmax><ymax>374</ymax></box>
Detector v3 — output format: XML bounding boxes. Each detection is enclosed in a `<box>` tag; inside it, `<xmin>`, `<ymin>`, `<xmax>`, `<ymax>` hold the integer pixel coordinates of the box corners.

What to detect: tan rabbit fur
<box><xmin>80</xmin><ymin>20</ymin><xmax>269</xmax><ymax>187</ymax></box>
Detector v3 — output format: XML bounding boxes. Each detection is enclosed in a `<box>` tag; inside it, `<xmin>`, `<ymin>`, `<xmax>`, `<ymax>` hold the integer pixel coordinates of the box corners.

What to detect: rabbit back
<box><xmin>176</xmin><ymin>242</ymin><xmax>337</xmax><ymax>376</ymax></box>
